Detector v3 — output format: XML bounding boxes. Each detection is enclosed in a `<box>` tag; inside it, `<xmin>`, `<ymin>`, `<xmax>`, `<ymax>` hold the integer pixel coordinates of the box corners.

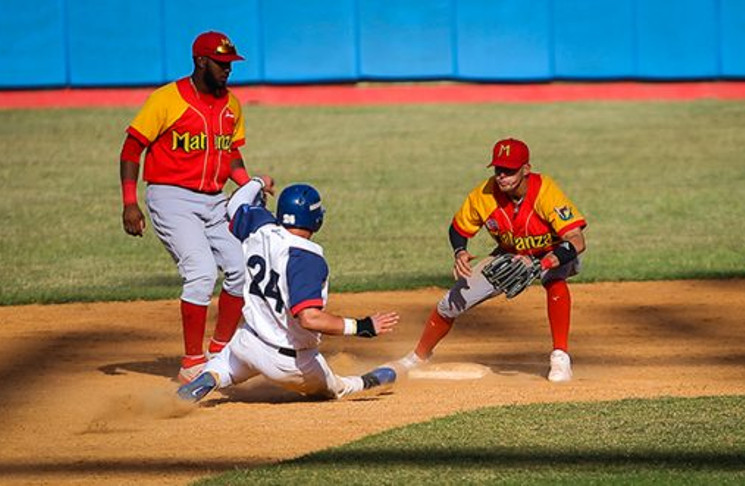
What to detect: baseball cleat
<box><xmin>177</xmin><ymin>354</ymin><xmax>208</xmax><ymax>384</ymax></box>
<box><xmin>395</xmin><ymin>351</ymin><xmax>427</xmax><ymax>372</ymax></box>
<box><xmin>177</xmin><ymin>371</ymin><xmax>218</xmax><ymax>402</ymax></box>
<box><xmin>548</xmin><ymin>349</ymin><xmax>572</xmax><ymax>383</ymax></box>
<box><xmin>177</xmin><ymin>362</ymin><xmax>206</xmax><ymax>384</ymax></box>
<box><xmin>361</xmin><ymin>366</ymin><xmax>397</xmax><ymax>390</ymax></box>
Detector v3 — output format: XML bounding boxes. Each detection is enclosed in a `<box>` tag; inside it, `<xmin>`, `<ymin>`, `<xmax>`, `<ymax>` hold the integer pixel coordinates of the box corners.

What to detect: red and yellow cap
<box><xmin>192</xmin><ymin>31</ymin><xmax>245</xmax><ymax>62</ymax></box>
<box><xmin>488</xmin><ymin>138</ymin><xmax>530</xmax><ymax>169</ymax></box>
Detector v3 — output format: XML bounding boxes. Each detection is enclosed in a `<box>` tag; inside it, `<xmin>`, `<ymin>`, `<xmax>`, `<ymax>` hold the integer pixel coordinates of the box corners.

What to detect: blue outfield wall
<box><xmin>1</xmin><ymin>0</ymin><xmax>743</xmax><ymax>88</ymax></box>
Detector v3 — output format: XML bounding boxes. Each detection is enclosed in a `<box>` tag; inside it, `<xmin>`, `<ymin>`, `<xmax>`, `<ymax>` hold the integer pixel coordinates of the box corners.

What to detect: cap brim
<box><xmin>208</xmin><ymin>53</ymin><xmax>245</xmax><ymax>62</ymax></box>
<box><xmin>487</xmin><ymin>160</ymin><xmax>527</xmax><ymax>169</ymax></box>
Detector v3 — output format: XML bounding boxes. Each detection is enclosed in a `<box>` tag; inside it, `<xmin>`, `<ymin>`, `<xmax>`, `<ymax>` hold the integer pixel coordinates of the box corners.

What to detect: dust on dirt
<box><xmin>1</xmin><ymin>280</ymin><xmax>744</xmax><ymax>485</ymax></box>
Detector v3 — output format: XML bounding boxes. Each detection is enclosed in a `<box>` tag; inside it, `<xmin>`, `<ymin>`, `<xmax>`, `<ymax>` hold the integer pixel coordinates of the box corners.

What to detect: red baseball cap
<box><xmin>192</xmin><ymin>31</ymin><xmax>245</xmax><ymax>62</ymax></box>
<box><xmin>488</xmin><ymin>138</ymin><xmax>530</xmax><ymax>169</ymax></box>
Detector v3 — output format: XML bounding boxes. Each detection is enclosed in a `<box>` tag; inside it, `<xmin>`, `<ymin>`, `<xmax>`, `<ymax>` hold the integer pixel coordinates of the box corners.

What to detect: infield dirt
<box><xmin>1</xmin><ymin>280</ymin><xmax>744</xmax><ymax>485</ymax></box>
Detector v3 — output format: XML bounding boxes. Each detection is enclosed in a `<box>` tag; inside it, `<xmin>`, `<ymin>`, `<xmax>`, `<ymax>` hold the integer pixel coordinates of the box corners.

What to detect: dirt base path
<box><xmin>1</xmin><ymin>280</ymin><xmax>744</xmax><ymax>485</ymax></box>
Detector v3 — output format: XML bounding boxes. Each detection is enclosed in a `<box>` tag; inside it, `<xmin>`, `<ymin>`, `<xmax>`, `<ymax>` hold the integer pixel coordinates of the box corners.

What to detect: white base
<box><xmin>408</xmin><ymin>362</ymin><xmax>491</xmax><ymax>380</ymax></box>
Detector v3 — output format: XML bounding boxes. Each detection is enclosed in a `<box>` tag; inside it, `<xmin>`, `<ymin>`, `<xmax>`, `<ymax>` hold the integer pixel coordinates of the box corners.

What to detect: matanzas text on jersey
<box><xmin>172</xmin><ymin>131</ymin><xmax>233</xmax><ymax>152</ymax></box>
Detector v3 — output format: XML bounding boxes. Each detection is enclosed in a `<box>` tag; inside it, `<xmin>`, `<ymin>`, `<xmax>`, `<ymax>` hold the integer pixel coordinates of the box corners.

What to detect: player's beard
<box><xmin>204</xmin><ymin>69</ymin><xmax>228</xmax><ymax>97</ymax></box>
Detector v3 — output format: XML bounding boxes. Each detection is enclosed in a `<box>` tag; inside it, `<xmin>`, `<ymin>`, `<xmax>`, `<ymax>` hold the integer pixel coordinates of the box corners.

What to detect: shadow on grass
<box><xmin>3</xmin><ymin>449</ymin><xmax>742</xmax><ymax>479</ymax></box>
<box><xmin>293</xmin><ymin>447</ymin><xmax>745</xmax><ymax>470</ymax></box>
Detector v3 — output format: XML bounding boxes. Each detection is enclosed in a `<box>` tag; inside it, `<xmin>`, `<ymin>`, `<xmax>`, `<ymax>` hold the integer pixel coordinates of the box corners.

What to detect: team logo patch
<box><xmin>555</xmin><ymin>206</ymin><xmax>573</xmax><ymax>221</ymax></box>
<box><xmin>485</xmin><ymin>218</ymin><xmax>499</xmax><ymax>232</ymax></box>
<box><xmin>282</xmin><ymin>214</ymin><xmax>296</xmax><ymax>225</ymax></box>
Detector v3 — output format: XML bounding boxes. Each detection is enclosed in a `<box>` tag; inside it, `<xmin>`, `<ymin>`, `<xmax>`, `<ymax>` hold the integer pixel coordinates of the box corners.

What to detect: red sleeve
<box><xmin>125</xmin><ymin>126</ymin><xmax>150</xmax><ymax>147</ymax></box>
<box><xmin>120</xmin><ymin>134</ymin><xmax>146</xmax><ymax>163</ymax></box>
<box><xmin>452</xmin><ymin>218</ymin><xmax>477</xmax><ymax>238</ymax></box>
<box><xmin>290</xmin><ymin>299</ymin><xmax>324</xmax><ymax>317</ymax></box>
<box><xmin>557</xmin><ymin>220</ymin><xmax>587</xmax><ymax>237</ymax></box>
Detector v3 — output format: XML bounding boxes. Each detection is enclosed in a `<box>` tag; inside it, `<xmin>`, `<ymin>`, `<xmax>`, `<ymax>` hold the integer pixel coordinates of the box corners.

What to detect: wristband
<box><xmin>453</xmin><ymin>247</ymin><xmax>467</xmax><ymax>257</ymax></box>
<box><xmin>355</xmin><ymin>317</ymin><xmax>377</xmax><ymax>338</ymax></box>
<box><xmin>539</xmin><ymin>257</ymin><xmax>553</xmax><ymax>271</ymax></box>
<box><xmin>343</xmin><ymin>318</ymin><xmax>357</xmax><ymax>335</ymax></box>
<box><xmin>230</xmin><ymin>167</ymin><xmax>250</xmax><ymax>186</ymax></box>
<box><xmin>122</xmin><ymin>180</ymin><xmax>138</xmax><ymax>205</ymax></box>
<box><xmin>552</xmin><ymin>241</ymin><xmax>578</xmax><ymax>266</ymax></box>
<box><xmin>251</xmin><ymin>176</ymin><xmax>266</xmax><ymax>189</ymax></box>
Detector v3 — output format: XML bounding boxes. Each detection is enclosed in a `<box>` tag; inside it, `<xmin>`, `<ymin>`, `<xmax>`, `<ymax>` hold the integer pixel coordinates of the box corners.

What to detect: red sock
<box><xmin>210</xmin><ymin>289</ymin><xmax>244</xmax><ymax>352</ymax></box>
<box><xmin>181</xmin><ymin>354</ymin><xmax>207</xmax><ymax>368</ymax></box>
<box><xmin>181</xmin><ymin>300</ymin><xmax>208</xmax><ymax>357</ymax></box>
<box><xmin>545</xmin><ymin>280</ymin><xmax>571</xmax><ymax>351</ymax></box>
<box><xmin>414</xmin><ymin>308</ymin><xmax>454</xmax><ymax>359</ymax></box>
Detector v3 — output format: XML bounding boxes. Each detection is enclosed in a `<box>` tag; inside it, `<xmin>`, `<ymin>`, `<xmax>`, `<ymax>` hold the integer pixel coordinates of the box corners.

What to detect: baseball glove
<box><xmin>481</xmin><ymin>253</ymin><xmax>542</xmax><ymax>299</ymax></box>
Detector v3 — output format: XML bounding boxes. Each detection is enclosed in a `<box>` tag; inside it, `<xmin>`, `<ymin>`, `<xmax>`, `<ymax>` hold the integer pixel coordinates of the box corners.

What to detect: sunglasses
<box><xmin>494</xmin><ymin>166</ymin><xmax>520</xmax><ymax>176</ymax></box>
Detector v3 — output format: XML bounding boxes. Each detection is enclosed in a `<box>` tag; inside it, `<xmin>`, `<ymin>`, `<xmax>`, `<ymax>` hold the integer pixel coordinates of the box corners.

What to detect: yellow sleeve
<box><xmin>535</xmin><ymin>175</ymin><xmax>587</xmax><ymax>236</ymax></box>
<box><xmin>452</xmin><ymin>179</ymin><xmax>497</xmax><ymax>237</ymax></box>
<box><xmin>128</xmin><ymin>83</ymin><xmax>187</xmax><ymax>143</ymax></box>
<box><xmin>229</xmin><ymin>93</ymin><xmax>245</xmax><ymax>148</ymax></box>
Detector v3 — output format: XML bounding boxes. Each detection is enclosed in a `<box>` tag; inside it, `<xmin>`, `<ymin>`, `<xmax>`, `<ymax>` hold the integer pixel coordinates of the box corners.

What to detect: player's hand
<box><xmin>258</xmin><ymin>175</ymin><xmax>275</xmax><ymax>196</ymax></box>
<box><xmin>371</xmin><ymin>311</ymin><xmax>399</xmax><ymax>335</ymax></box>
<box><xmin>513</xmin><ymin>254</ymin><xmax>535</xmax><ymax>267</ymax></box>
<box><xmin>122</xmin><ymin>204</ymin><xmax>146</xmax><ymax>237</ymax></box>
<box><xmin>453</xmin><ymin>249</ymin><xmax>475</xmax><ymax>280</ymax></box>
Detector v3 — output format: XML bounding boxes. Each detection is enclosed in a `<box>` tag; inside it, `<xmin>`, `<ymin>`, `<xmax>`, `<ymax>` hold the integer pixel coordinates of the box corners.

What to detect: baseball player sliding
<box><xmin>178</xmin><ymin>180</ymin><xmax>398</xmax><ymax>403</ymax></box>
<box><xmin>119</xmin><ymin>31</ymin><xmax>273</xmax><ymax>383</ymax></box>
<box><xmin>396</xmin><ymin>138</ymin><xmax>587</xmax><ymax>382</ymax></box>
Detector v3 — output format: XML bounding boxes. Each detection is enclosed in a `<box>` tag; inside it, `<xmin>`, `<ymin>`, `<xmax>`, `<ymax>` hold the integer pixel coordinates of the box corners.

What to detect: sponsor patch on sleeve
<box><xmin>555</xmin><ymin>206</ymin><xmax>574</xmax><ymax>221</ymax></box>
<box><xmin>485</xmin><ymin>218</ymin><xmax>499</xmax><ymax>232</ymax></box>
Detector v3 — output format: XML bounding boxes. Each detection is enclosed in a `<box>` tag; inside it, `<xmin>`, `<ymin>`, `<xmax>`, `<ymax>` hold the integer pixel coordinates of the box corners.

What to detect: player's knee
<box><xmin>182</xmin><ymin>266</ymin><xmax>218</xmax><ymax>305</ymax></box>
<box><xmin>436</xmin><ymin>298</ymin><xmax>462</xmax><ymax>320</ymax></box>
<box><xmin>221</xmin><ymin>267</ymin><xmax>245</xmax><ymax>295</ymax></box>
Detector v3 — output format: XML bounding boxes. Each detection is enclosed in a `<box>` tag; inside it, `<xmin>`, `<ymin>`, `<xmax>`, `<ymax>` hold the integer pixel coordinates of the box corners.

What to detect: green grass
<box><xmin>1</xmin><ymin>100</ymin><xmax>744</xmax><ymax>304</ymax></box>
<box><xmin>196</xmin><ymin>395</ymin><xmax>745</xmax><ymax>485</ymax></box>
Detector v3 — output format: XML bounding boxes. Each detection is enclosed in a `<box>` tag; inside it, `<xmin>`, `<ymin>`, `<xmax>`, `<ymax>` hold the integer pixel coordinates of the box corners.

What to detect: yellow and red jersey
<box><xmin>452</xmin><ymin>173</ymin><xmax>586</xmax><ymax>257</ymax></box>
<box><xmin>127</xmin><ymin>77</ymin><xmax>245</xmax><ymax>193</ymax></box>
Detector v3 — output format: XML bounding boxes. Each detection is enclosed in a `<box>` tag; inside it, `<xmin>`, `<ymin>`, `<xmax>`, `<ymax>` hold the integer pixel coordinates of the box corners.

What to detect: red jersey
<box><xmin>127</xmin><ymin>77</ymin><xmax>246</xmax><ymax>193</ymax></box>
<box><xmin>452</xmin><ymin>173</ymin><xmax>587</xmax><ymax>257</ymax></box>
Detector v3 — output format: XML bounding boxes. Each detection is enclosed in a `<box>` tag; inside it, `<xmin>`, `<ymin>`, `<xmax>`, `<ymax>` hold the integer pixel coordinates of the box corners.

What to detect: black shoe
<box><xmin>361</xmin><ymin>366</ymin><xmax>397</xmax><ymax>389</ymax></box>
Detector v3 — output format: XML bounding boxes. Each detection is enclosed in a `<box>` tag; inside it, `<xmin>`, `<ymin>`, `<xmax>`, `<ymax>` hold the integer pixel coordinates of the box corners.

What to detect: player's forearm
<box><xmin>297</xmin><ymin>308</ymin><xmax>377</xmax><ymax>338</ymax></box>
<box><xmin>229</xmin><ymin>151</ymin><xmax>250</xmax><ymax>185</ymax></box>
<box><xmin>226</xmin><ymin>178</ymin><xmax>265</xmax><ymax>219</ymax></box>
<box><xmin>297</xmin><ymin>308</ymin><xmax>344</xmax><ymax>335</ymax></box>
<box><xmin>120</xmin><ymin>160</ymin><xmax>140</xmax><ymax>205</ymax></box>
<box><xmin>120</xmin><ymin>135</ymin><xmax>145</xmax><ymax>205</ymax></box>
<box><xmin>564</xmin><ymin>229</ymin><xmax>586</xmax><ymax>254</ymax></box>
<box><xmin>449</xmin><ymin>224</ymin><xmax>469</xmax><ymax>256</ymax></box>
<box><xmin>540</xmin><ymin>229</ymin><xmax>586</xmax><ymax>270</ymax></box>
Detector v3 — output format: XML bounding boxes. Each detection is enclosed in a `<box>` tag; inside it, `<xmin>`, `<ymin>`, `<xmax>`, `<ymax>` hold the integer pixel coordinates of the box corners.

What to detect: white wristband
<box><xmin>343</xmin><ymin>318</ymin><xmax>357</xmax><ymax>335</ymax></box>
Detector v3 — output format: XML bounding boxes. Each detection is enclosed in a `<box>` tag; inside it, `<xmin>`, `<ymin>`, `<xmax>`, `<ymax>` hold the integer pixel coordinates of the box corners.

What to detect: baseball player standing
<box><xmin>396</xmin><ymin>138</ymin><xmax>587</xmax><ymax>382</ymax></box>
<box><xmin>178</xmin><ymin>180</ymin><xmax>399</xmax><ymax>402</ymax></box>
<box><xmin>119</xmin><ymin>31</ymin><xmax>274</xmax><ymax>383</ymax></box>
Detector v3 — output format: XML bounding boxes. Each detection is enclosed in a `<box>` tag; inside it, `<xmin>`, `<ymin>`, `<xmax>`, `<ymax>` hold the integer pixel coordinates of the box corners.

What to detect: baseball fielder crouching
<box><xmin>178</xmin><ymin>180</ymin><xmax>399</xmax><ymax>403</ymax></box>
<box><xmin>397</xmin><ymin>138</ymin><xmax>587</xmax><ymax>382</ymax></box>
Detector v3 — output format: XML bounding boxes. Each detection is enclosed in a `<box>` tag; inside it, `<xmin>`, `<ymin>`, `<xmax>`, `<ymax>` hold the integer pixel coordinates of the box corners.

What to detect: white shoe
<box><xmin>548</xmin><ymin>349</ymin><xmax>572</xmax><ymax>383</ymax></box>
<box><xmin>394</xmin><ymin>351</ymin><xmax>427</xmax><ymax>373</ymax></box>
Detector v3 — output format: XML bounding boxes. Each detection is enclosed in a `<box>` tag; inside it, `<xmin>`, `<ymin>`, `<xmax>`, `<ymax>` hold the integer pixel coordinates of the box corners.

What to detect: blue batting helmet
<box><xmin>277</xmin><ymin>183</ymin><xmax>325</xmax><ymax>233</ymax></box>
